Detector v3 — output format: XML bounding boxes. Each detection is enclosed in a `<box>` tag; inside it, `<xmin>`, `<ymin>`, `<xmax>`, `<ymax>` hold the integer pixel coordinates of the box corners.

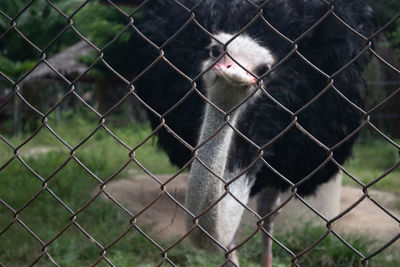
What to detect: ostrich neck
<box><xmin>196</xmin><ymin>103</ymin><xmax>235</xmax><ymax>176</ymax></box>
<box><xmin>186</xmin><ymin>91</ymin><xmax>252</xmax><ymax>249</ymax></box>
<box><xmin>193</xmin><ymin>83</ymin><xmax>249</xmax><ymax>175</ymax></box>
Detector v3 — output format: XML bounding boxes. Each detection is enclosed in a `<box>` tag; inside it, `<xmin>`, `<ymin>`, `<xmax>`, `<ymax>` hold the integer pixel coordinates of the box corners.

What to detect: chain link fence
<box><xmin>0</xmin><ymin>0</ymin><xmax>399</xmax><ymax>266</ymax></box>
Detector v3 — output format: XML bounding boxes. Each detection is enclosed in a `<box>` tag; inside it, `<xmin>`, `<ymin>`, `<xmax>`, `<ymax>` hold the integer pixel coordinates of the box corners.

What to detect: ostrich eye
<box><xmin>256</xmin><ymin>64</ymin><xmax>271</xmax><ymax>78</ymax></box>
<box><xmin>209</xmin><ymin>45</ymin><xmax>222</xmax><ymax>58</ymax></box>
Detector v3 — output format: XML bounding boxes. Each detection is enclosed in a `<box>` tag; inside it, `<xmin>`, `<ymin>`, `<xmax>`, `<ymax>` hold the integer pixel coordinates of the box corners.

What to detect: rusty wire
<box><xmin>0</xmin><ymin>0</ymin><xmax>399</xmax><ymax>266</ymax></box>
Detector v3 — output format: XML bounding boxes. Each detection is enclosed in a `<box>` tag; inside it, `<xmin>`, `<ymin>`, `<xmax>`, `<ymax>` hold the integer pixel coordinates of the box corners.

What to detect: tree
<box><xmin>0</xmin><ymin>0</ymin><xmax>133</xmax><ymax>80</ymax></box>
<box><xmin>0</xmin><ymin>0</ymin><xmax>135</xmax><ymax>133</ymax></box>
<box><xmin>371</xmin><ymin>0</ymin><xmax>400</xmax><ymax>54</ymax></box>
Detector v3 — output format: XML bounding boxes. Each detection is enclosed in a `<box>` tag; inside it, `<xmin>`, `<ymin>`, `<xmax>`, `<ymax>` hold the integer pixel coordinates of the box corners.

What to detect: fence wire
<box><xmin>0</xmin><ymin>0</ymin><xmax>399</xmax><ymax>266</ymax></box>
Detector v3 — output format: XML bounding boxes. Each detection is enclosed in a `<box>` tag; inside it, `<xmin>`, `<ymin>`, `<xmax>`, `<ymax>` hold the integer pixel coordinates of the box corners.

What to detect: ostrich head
<box><xmin>201</xmin><ymin>33</ymin><xmax>275</xmax><ymax>109</ymax></box>
<box><xmin>186</xmin><ymin>33</ymin><xmax>275</xmax><ymax>251</ymax></box>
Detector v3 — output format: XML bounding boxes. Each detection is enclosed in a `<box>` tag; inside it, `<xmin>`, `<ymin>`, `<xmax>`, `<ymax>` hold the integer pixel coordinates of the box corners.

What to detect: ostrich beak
<box><xmin>213</xmin><ymin>59</ymin><xmax>257</xmax><ymax>86</ymax></box>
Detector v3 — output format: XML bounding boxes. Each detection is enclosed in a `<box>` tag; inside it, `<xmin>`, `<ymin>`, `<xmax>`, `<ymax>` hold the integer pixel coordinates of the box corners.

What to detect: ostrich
<box><xmin>128</xmin><ymin>0</ymin><xmax>375</xmax><ymax>266</ymax></box>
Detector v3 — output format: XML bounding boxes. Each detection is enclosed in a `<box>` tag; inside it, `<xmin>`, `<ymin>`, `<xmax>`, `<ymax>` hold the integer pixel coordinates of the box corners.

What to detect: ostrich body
<box><xmin>129</xmin><ymin>0</ymin><xmax>375</xmax><ymax>266</ymax></box>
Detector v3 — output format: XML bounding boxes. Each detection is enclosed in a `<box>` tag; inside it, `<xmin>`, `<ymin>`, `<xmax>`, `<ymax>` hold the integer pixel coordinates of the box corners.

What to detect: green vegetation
<box><xmin>238</xmin><ymin>223</ymin><xmax>399</xmax><ymax>267</ymax></box>
<box><xmin>371</xmin><ymin>0</ymin><xmax>400</xmax><ymax>57</ymax></box>
<box><xmin>0</xmin><ymin>113</ymin><xmax>177</xmax><ymax>266</ymax></box>
<box><xmin>0</xmin><ymin>0</ymin><xmax>132</xmax><ymax>81</ymax></box>
<box><xmin>343</xmin><ymin>137</ymin><xmax>400</xmax><ymax>194</ymax></box>
<box><xmin>1</xmin><ymin>114</ymin><xmax>399</xmax><ymax>266</ymax></box>
<box><xmin>0</xmin><ymin>111</ymin><xmax>179</xmax><ymax>176</ymax></box>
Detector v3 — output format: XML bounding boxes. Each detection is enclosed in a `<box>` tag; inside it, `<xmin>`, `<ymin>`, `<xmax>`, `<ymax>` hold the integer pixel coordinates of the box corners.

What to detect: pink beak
<box><xmin>213</xmin><ymin>58</ymin><xmax>257</xmax><ymax>86</ymax></box>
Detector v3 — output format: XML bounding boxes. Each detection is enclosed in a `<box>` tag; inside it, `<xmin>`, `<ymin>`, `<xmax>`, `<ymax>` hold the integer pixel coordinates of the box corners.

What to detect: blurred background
<box><xmin>1</xmin><ymin>0</ymin><xmax>399</xmax><ymax>136</ymax></box>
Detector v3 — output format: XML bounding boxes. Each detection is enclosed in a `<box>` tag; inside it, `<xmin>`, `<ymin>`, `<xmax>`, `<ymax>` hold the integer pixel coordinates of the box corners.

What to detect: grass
<box><xmin>0</xmin><ymin>110</ymin><xmax>179</xmax><ymax>177</ymax></box>
<box><xmin>0</xmin><ymin>113</ymin><xmax>399</xmax><ymax>266</ymax></box>
<box><xmin>238</xmin><ymin>223</ymin><xmax>400</xmax><ymax>267</ymax></box>
<box><xmin>343</xmin><ymin>137</ymin><xmax>400</xmax><ymax>194</ymax></box>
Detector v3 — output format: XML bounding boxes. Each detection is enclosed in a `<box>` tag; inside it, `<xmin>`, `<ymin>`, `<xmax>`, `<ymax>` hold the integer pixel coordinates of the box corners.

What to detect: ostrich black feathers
<box><xmin>129</xmin><ymin>0</ymin><xmax>375</xmax><ymax>196</ymax></box>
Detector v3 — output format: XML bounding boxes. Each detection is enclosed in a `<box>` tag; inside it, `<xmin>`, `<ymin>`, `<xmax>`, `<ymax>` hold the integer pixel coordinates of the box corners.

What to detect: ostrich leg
<box><xmin>257</xmin><ymin>186</ymin><xmax>281</xmax><ymax>267</ymax></box>
<box><xmin>227</xmin><ymin>244</ymin><xmax>240</xmax><ymax>267</ymax></box>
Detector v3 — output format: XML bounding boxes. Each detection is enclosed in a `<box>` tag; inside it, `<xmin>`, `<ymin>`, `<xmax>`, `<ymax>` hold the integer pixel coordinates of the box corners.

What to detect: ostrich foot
<box><xmin>224</xmin><ymin>244</ymin><xmax>240</xmax><ymax>267</ymax></box>
<box><xmin>261</xmin><ymin>251</ymin><xmax>272</xmax><ymax>267</ymax></box>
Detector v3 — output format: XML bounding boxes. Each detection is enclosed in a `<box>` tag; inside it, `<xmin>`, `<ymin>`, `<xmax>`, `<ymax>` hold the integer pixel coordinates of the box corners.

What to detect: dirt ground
<box><xmin>102</xmin><ymin>174</ymin><xmax>400</xmax><ymax>246</ymax></box>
